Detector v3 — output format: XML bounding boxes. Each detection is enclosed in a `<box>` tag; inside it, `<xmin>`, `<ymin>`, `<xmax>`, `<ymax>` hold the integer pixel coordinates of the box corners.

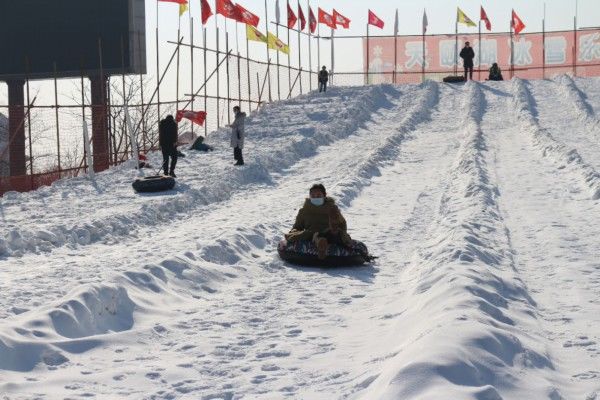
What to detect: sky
<box><xmin>2</xmin><ymin>0</ymin><xmax>599</xmax><ymax>108</ymax></box>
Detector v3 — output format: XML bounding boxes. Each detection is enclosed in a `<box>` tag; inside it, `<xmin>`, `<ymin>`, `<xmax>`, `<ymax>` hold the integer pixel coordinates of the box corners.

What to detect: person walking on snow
<box><xmin>228</xmin><ymin>106</ymin><xmax>246</xmax><ymax>166</ymax></box>
<box><xmin>318</xmin><ymin>66</ymin><xmax>329</xmax><ymax>93</ymax></box>
<box><xmin>285</xmin><ymin>184</ymin><xmax>352</xmax><ymax>260</ymax></box>
<box><xmin>460</xmin><ymin>41</ymin><xmax>475</xmax><ymax>81</ymax></box>
<box><xmin>158</xmin><ymin>115</ymin><xmax>178</xmax><ymax>177</ymax></box>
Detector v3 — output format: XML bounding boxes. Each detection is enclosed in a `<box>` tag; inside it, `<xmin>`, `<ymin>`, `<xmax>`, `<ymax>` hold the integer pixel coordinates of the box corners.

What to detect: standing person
<box><xmin>228</xmin><ymin>106</ymin><xmax>246</xmax><ymax>166</ymax></box>
<box><xmin>459</xmin><ymin>41</ymin><xmax>475</xmax><ymax>81</ymax></box>
<box><xmin>318</xmin><ymin>66</ymin><xmax>329</xmax><ymax>92</ymax></box>
<box><xmin>158</xmin><ymin>115</ymin><xmax>178</xmax><ymax>177</ymax></box>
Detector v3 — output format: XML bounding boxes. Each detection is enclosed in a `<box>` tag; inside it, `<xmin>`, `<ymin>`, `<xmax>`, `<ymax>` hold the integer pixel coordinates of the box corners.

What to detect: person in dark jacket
<box><xmin>158</xmin><ymin>115</ymin><xmax>178</xmax><ymax>177</ymax></box>
<box><xmin>488</xmin><ymin>63</ymin><xmax>504</xmax><ymax>81</ymax></box>
<box><xmin>318</xmin><ymin>66</ymin><xmax>329</xmax><ymax>93</ymax></box>
<box><xmin>227</xmin><ymin>106</ymin><xmax>246</xmax><ymax>166</ymax></box>
<box><xmin>459</xmin><ymin>42</ymin><xmax>475</xmax><ymax>81</ymax></box>
<box><xmin>285</xmin><ymin>183</ymin><xmax>352</xmax><ymax>259</ymax></box>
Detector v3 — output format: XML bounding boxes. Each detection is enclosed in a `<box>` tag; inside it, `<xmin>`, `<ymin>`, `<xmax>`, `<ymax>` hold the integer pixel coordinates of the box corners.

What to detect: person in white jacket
<box><xmin>228</xmin><ymin>106</ymin><xmax>246</xmax><ymax>166</ymax></box>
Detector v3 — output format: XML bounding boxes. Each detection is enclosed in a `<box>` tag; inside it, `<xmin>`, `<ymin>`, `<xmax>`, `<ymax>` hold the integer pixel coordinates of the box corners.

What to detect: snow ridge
<box><xmin>360</xmin><ymin>82</ymin><xmax>559</xmax><ymax>399</ymax></box>
<box><xmin>334</xmin><ymin>80</ymin><xmax>439</xmax><ymax>207</ymax></box>
<box><xmin>0</xmin><ymin>254</ymin><xmax>234</xmax><ymax>373</ymax></box>
<box><xmin>0</xmin><ymin>86</ymin><xmax>392</xmax><ymax>258</ymax></box>
<box><xmin>511</xmin><ymin>78</ymin><xmax>600</xmax><ymax>199</ymax></box>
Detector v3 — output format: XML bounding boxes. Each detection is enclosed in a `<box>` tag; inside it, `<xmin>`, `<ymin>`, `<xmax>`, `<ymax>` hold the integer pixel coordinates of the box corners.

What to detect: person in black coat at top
<box><xmin>159</xmin><ymin>115</ymin><xmax>178</xmax><ymax>177</ymax></box>
<box><xmin>318</xmin><ymin>66</ymin><xmax>329</xmax><ymax>93</ymax></box>
<box><xmin>459</xmin><ymin>41</ymin><xmax>475</xmax><ymax>81</ymax></box>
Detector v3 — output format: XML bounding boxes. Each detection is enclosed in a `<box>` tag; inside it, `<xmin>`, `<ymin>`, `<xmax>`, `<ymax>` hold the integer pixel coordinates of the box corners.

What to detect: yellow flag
<box><xmin>179</xmin><ymin>1</ymin><xmax>188</xmax><ymax>16</ymax></box>
<box><xmin>267</xmin><ymin>32</ymin><xmax>289</xmax><ymax>55</ymax></box>
<box><xmin>457</xmin><ymin>7</ymin><xmax>476</xmax><ymax>27</ymax></box>
<box><xmin>246</xmin><ymin>24</ymin><xmax>267</xmax><ymax>43</ymax></box>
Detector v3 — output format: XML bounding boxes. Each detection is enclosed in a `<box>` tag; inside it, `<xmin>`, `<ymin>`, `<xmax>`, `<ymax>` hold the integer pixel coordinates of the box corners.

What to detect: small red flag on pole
<box><xmin>235</xmin><ymin>3</ymin><xmax>260</xmax><ymax>27</ymax></box>
<box><xmin>333</xmin><ymin>9</ymin><xmax>350</xmax><ymax>29</ymax></box>
<box><xmin>480</xmin><ymin>6</ymin><xmax>491</xmax><ymax>31</ymax></box>
<box><xmin>512</xmin><ymin>9</ymin><xmax>526</xmax><ymax>35</ymax></box>
<box><xmin>318</xmin><ymin>8</ymin><xmax>336</xmax><ymax>29</ymax></box>
<box><xmin>287</xmin><ymin>2</ymin><xmax>297</xmax><ymax>29</ymax></box>
<box><xmin>298</xmin><ymin>4</ymin><xmax>306</xmax><ymax>31</ymax></box>
<box><xmin>368</xmin><ymin>10</ymin><xmax>384</xmax><ymax>29</ymax></box>
<box><xmin>176</xmin><ymin>110</ymin><xmax>207</xmax><ymax>126</ymax></box>
<box><xmin>200</xmin><ymin>0</ymin><xmax>213</xmax><ymax>25</ymax></box>
<box><xmin>308</xmin><ymin>6</ymin><xmax>317</xmax><ymax>33</ymax></box>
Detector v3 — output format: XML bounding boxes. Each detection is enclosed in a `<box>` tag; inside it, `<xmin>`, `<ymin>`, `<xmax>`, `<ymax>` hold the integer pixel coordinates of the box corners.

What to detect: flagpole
<box><xmin>478</xmin><ymin>20</ymin><xmax>481</xmax><ymax>81</ymax></box>
<box><xmin>308</xmin><ymin>0</ymin><xmax>313</xmax><ymax>91</ymax></box>
<box><xmin>156</xmin><ymin>0</ymin><xmax>161</xmax><ymax>123</ymax></box>
<box><xmin>331</xmin><ymin>28</ymin><xmax>334</xmax><ymax>85</ymax></box>
<box><xmin>317</xmin><ymin>24</ymin><xmax>321</xmax><ymax>77</ymax></box>
<box><xmin>276</xmin><ymin>1</ymin><xmax>282</xmax><ymax>100</ymax></box>
<box><xmin>265</xmin><ymin>0</ymin><xmax>272</xmax><ymax>102</ymax></box>
<box><xmin>573</xmin><ymin>1</ymin><xmax>578</xmax><ymax>77</ymax></box>
<box><xmin>226</xmin><ymin>29</ymin><xmax>231</xmax><ymax>125</ymax></box>
<box><xmin>190</xmin><ymin>15</ymin><xmax>195</xmax><ymax>137</ymax></box>
<box><xmin>454</xmin><ymin>14</ymin><xmax>458</xmax><ymax>76</ymax></box>
<box><xmin>298</xmin><ymin>0</ymin><xmax>303</xmax><ymax>94</ymax></box>
<box><xmin>246</xmin><ymin>33</ymin><xmax>252</xmax><ymax>110</ymax></box>
<box><xmin>203</xmin><ymin>27</ymin><xmax>207</xmax><ymax>137</ymax></box>
<box><xmin>542</xmin><ymin>8</ymin><xmax>546</xmax><ymax>79</ymax></box>
<box><xmin>510</xmin><ymin>13</ymin><xmax>514</xmax><ymax>79</ymax></box>
<box><xmin>216</xmin><ymin>17</ymin><xmax>220</xmax><ymax>128</ymax></box>
<box><xmin>393</xmin><ymin>10</ymin><xmax>398</xmax><ymax>84</ymax></box>
<box><xmin>422</xmin><ymin>25</ymin><xmax>426</xmax><ymax>82</ymax></box>
<box><xmin>176</xmin><ymin>15</ymin><xmax>181</xmax><ymax>114</ymax></box>
<box><xmin>287</xmin><ymin>0</ymin><xmax>292</xmax><ymax>95</ymax></box>
<box><xmin>366</xmin><ymin>23</ymin><xmax>370</xmax><ymax>84</ymax></box>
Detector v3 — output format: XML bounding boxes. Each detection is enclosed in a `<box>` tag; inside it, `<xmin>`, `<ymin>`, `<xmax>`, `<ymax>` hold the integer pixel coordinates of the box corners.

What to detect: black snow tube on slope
<box><xmin>132</xmin><ymin>175</ymin><xmax>176</xmax><ymax>193</ymax></box>
<box><xmin>277</xmin><ymin>239</ymin><xmax>375</xmax><ymax>267</ymax></box>
<box><xmin>443</xmin><ymin>75</ymin><xmax>465</xmax><ymax>83</ymax></box>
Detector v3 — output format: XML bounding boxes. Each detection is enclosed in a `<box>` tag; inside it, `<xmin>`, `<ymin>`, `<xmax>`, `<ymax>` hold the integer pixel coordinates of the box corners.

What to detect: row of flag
<box><xmin>159</xmin><ymin>1</ymin><xmax>527</xmax><ymax>36</ymax></box>
<box><xmin>367</xmin><ymin>7</ymin><xmax>525</xmax><ymax>35</ymax></box>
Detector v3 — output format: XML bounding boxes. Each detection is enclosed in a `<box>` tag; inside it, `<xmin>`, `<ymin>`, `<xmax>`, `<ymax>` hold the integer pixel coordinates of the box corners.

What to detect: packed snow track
<box><xmin>1</xmin><ymin>78</ymin><xmax>599</xmax><ymax>399</ymax></box>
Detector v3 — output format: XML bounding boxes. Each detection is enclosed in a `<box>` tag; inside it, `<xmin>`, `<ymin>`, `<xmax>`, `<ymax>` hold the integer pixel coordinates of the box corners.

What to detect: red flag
<box><xmin>318</xmin><ymin>8</ymin><xmax>336</xmax><ymax>29</ymax></box>
<box><xmin>480</xmin><ymin>6</ymin><xmax>491</xmax><ymax>31</ymax></box>
<box><xmin>216</xmin><ymin>0</ymin><xmax>239</xmax><ymax>21</ymax></box>
<box><xmin>511</xmin><ymin>9</ymin><xmax>525</xmax><ymax>35</ymax></box>
<box><xmin>298</xmin><ymin>4</ymin><xmax>306</xmax><ymax>31</ymax></box>
<box><xmin>333</xmin><ymin>9</ymin><xmax>350</xmax><ymax>29</ymax></box>
<box><xmin>309</xmin><ymin>6</ymin><xmax>317</xmax><ymax>33</ymax></box>
<box><xmin>201</xmin><ymin>0</ymin><xmax>213</xmax><ymax>25</ymax></box>
<box><xmin>287</xmin><ymin>2</ymin><xmax>297</xmax><ymax>29</ymax></box>
<box><xmin>176</xmin><ymin>110</ymin><xmax>207</xmax><ymax>126</ymax></box>
<box><xmin>368</xmin><ymin>10</ymin><xmax>384</xmax><ymax>29</ymax></box>
<box><xmin>235</xmin><ymin>3</ymin><xmax>259</xmax><ymax>27</ymax></box>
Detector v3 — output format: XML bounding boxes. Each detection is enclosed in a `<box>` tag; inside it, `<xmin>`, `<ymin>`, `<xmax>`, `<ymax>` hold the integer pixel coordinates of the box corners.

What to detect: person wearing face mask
<box><xmin>285</xmin><ymin>183</ymin><xmax>353</xmax><ymax>260</ymax></box>
<box><xmin>227</xmin><ymin>105</ymin><xmax>246</xmax><ymax>166</ymax></box>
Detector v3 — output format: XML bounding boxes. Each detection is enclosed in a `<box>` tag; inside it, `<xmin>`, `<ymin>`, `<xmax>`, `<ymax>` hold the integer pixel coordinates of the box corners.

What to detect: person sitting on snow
<box><xmin>488</xmin><ymin>62</ymin><xmax>504</xmax><ymax>81</ymax></box>
<box><xmin>285</xmin><ymin>183</ymin><xmax>352</xmax><ymax>260</ymax></box>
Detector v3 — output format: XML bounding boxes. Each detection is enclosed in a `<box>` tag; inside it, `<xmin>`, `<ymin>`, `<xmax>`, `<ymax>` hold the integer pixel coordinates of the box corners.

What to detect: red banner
<box><xmin>363</xmin><ymin>29</ymin><xmax>600</xmax><ymax>83</ymax></box>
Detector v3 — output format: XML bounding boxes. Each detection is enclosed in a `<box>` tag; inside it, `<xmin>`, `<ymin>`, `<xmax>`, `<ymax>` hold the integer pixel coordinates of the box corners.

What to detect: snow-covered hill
<box><xmin>0</xmin><ymin>78</ymin><xmax>599</xmax><ymax>399</ymax></box>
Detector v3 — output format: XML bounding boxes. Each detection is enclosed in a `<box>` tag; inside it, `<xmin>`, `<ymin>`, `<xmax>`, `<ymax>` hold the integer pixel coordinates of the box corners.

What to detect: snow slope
<box><xmin>0</xmin><ymin>78</ymin><xmax>599</xmax><ymax>399</ymax></box>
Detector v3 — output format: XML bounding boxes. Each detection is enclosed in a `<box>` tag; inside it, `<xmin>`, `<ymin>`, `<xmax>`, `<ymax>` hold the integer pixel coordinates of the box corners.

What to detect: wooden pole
<box><xmin>203</xmin><ymin>27</ymin><xmax>208</xmax><ymax>137</ymax></box>
<box><xmin>308</xmin><ymin>0</ymin><xmax>312</xmax><ymax>91</ymax></box>
<box><xmin>137</xmin><ymin>31</ymin><xmax>147</xmax><ymax>151</ymax></box>
<box><xmin>265</xmin><ymin>0</ymin><xmax>272</xmax><ymax>102</ymax></box>
<box><xmin>542</xmin><ymin>17</ymin><xmax>546</xmax><ymax>79</ymax></box>
<box><xmin>246</xmin><ymin>35</ymin><xmax>252</xmax><ymax>111</ymax></box>
<box><xmin>287</xmin><ymin>0</ymin><xmax>292</xmax><ymax>95</ymax></box>
<box><xmin>422</xmin><ymin>28</ymin><xmax>426</xmax><ymax>82</ymax></box>
<box><xmin>190</xmin><ymin>16</ymin><xmax>195</xmax><ymax>137</ymax></box>
<box><xmin>176</xmin><ymin>17</ymin><xmax>181</xmax><ymax>115</ymax></box>
<box><xmin>226</xmin><ymin>30</ymin><xmax>231</xmax><ymax>125</ymax></box>
<box><xmin>478</xmin><ymin>21</ymin><xmax>482</xmax><ymax>81</ymax></box>
<box><xmin>298</xmin><ymin>0</ymin><xmax>303</xmax><ymax>94</ymax></box>
<box><xmin>156</xmin><ymin>0</ymin><xmax>161</xmax><ymax>123</ymax></box>
<box><xmin>366</xmin><ymin>23</ymin><xmax>370</xmax><ymax>84</ymax></box>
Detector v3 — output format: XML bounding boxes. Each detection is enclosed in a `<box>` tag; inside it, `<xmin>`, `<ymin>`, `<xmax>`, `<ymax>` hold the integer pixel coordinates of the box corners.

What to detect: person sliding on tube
<box><xmin>285</xmin><ymin>184</ymin><xmax>352</xmax><ymax>260</ymax></box>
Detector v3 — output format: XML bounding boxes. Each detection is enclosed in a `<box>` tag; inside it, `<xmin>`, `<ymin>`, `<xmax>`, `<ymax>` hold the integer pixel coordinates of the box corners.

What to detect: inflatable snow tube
<box><xmin>277</xmin><ymin>239</ymin><xmax>372</xmax><ymax>267</ymax></box>
<box><xmin>443</xmin><ymin>75</ymin><xmax>465</xmax><ymax>83</ymax></box>
<box><xmin>132</xmin><ymin>175</ymin><xmax>176</xmax><ymax>193</ymax></box>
